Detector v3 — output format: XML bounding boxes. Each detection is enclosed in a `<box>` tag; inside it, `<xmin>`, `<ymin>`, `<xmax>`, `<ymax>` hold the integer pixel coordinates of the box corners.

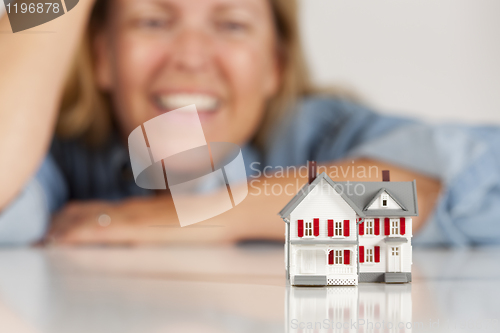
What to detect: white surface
<box><xmin>0</xmin><ymin>245</ymin><xmax>498</xmax><ymax>333</ymax></box>
<box><xmin>300</xmin><ymin>0</ymin><xmax>500</xmax><ymax>124</ymax></box>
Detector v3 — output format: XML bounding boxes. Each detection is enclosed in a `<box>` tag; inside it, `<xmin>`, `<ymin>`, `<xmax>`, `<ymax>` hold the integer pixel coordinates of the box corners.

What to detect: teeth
<box><xmin>158</xmin><ymin>94</ymin><xmax>219</xmax><ymax>112</ymax></box>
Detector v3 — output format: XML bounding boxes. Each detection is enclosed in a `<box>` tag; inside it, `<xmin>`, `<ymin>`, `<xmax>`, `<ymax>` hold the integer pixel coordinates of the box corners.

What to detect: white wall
<box><xmin>299</xmin><ymin>0</ymin><xmax>500</xmax><ymax>124</ymax></box>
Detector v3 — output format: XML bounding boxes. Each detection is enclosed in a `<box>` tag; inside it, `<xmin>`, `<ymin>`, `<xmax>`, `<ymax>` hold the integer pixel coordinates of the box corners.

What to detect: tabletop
<box><xmin>0</xmin><ymin>244</ymin><xmax>498</xmax><ymax>333</ymax></box>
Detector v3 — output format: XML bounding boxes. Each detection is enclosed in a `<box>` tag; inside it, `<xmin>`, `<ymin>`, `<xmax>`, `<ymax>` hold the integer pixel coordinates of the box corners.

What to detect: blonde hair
<box><xmin>56</xmin><ymin>0</ymin><xmax>111</xmax><ymax>145</ymax></box>
<box><xmin>56</xmin><ymin>0</ymin><xmax>354</xmax><ymax>147</ymax></box>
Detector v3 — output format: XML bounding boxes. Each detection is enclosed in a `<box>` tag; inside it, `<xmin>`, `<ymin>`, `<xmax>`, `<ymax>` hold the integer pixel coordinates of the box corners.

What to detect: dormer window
<box><xmin>381</xmin><ymin>193</ymin><xmax>388</xmax><ymax>207</ymax></box>
<box><xmin>366</xmin><ymin>190</ymin><xmax>405</xmax><ymax>211</ymax></box>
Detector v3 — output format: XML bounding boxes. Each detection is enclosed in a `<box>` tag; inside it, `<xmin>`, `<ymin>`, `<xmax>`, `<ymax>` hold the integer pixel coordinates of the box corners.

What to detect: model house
<box><xmin>279</xmin><ymin>162</ymin><xmax>418</xmax><ymax>286</ymax></box>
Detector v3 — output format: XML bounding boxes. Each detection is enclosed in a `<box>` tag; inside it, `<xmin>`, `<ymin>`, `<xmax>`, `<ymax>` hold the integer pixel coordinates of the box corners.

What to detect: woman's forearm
<box><xmin>222</xmin><ymin>158</ymin><xmax>441</xmax><ymax>242</ymax></box>
<box><xmin>0</xmin><ymin>1</ymin><xmax>95</xmax><ymax>209</ymax></box>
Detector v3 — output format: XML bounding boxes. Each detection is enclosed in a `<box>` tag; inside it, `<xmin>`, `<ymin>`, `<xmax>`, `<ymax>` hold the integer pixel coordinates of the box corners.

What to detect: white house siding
<box><xmin>290</xmin><ymin>179</ymin><xmax>357</xmax><ymax>242</ymax></box>
<box><xmin>405</xmin><ymin>218</ymin><xmax>413</xmax><ymax>238</ymax></box>
<box><xmin>285</xmin><ymin>221</ymin><xmax>289</xmax><ymax>278</ymax></box>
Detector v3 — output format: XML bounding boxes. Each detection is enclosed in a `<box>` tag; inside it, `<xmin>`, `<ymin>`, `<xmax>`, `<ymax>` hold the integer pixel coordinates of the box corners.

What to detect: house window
<box><xmin>391</xmin><ymin>219</ymin><xmax>399</xmax><ymax>235</ymax></box>
<box><xmin>381</xmin><ymin>194</ymin><xmax>388</xmax><ymax>207</ymax></box>
<box><xmin>365</xmin><ymin>219</ymin><xmax>373</xmax><ymax>235</ymax></box>
<box><xmin>366</xmin><ymin>248</ymin><xmax>374</xmax><ymax>263</ymax></box>
<box><xmin>391</xmin><ymin>247</ymin><xmax>399</xmax><ymax>256</ymax></box>
<box><xmin>334</xmin><ymin>250</ymin><xmax>343</xmax><ymax>264</ymax></box>
<box><xmin>304</xmin><ymin>221</ymin><xmax>313</xmax><ymax>237</ymax></box>
<box><xmin>335</xmin><ymin>221</ymin><xmax>343</xmax><ymax>236</ymax></box>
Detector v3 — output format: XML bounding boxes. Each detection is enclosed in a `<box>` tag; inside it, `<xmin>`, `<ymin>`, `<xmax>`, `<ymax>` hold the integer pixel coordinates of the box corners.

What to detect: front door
<box><xmin>388</xmin><ymin>246</ymin><xmax>401</xmax><ymax>272</ymax></box>
<box><xmin>299</xmin><ymin>249</ymin><xmax>326</xmax><ymax>274</ymax></box>
<box><xmin>300</xmin><ymin>249</ymin><xmax>316</xmax><ymax>274</ymax></box>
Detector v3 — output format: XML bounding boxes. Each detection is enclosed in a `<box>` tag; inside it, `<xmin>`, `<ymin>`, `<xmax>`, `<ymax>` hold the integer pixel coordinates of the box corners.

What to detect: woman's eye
<box><xmin>217</xmin><ymin>21</ymin><xmax>249</xmax><ymax>34</ymax></box>
<box><xmin>136</xmin><ymin>17</ymin><xmax>172</xmax><ymax>30</ymax></box>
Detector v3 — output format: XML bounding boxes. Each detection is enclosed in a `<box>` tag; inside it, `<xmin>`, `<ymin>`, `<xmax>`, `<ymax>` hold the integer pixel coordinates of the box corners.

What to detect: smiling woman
<box><xmin>58</xmin><ymin>0</ymin><xmax>307</xmax><ymax>148</ymax></box>
<box><xmin>2</xmin><ymin>0</ymin><xmax>500</xmax><ymax>247</ymax></box>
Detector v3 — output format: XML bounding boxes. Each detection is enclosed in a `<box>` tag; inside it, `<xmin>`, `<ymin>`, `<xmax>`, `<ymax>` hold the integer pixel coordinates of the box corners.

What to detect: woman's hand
<box><xmin>46</xmin><ymin>196</ymin><xmax>241</xmax><ymax>246</ymax></box>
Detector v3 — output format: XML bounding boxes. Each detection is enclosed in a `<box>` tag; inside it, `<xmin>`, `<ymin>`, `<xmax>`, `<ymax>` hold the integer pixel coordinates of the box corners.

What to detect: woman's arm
<box><xmin>0</xmin><ymin>1</ymin><xmax>94</xmax><ymax>210</ymax></box>
<box><xmin>46</xmin><ymin>159</ymin><xmax>441</xmax><ymax>245</ymax></box>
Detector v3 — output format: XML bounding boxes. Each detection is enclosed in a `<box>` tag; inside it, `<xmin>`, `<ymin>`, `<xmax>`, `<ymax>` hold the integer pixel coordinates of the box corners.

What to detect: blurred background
<box><xmin>2</xmin><ymin>0</ymin><xmax>499</xmax><ymax>123</ymax></box>
<box><xmin>298</xmin><ymin>0</ymin><xmax>500</xmax><ymax>123</ymax></box>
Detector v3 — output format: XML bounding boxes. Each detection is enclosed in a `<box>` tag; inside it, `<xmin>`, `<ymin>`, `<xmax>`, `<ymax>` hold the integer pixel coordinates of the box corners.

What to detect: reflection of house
<box><xmin>286</xmin><ymin>287</ymin><xmax>358</xmax><ymax>333</ymax></box>
<box><xmin>357</xmin><ymin>284</ymin><xmax>413</xmax><ymax>333</ymax></box>
<box><xmin>286</xmin><ymin>284</ymin><xmax>412</xmax><ymax>333</ymax></box>
<box><xmin>279</xmin><ymin>162</ymin><xmax>418</xmax><ymax>286</ymax></box>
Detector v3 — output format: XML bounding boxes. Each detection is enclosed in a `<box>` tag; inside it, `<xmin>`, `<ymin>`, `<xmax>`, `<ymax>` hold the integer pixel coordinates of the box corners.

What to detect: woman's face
<box><xmin>95</xmin><ymin>0</ymin><xmax>280</xmax><ymax>145</ymax></box>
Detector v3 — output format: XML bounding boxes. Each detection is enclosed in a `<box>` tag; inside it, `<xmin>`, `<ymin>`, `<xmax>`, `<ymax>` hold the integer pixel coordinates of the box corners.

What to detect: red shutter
<box><xmin>298</xmin><ymin>220</ymin><xmax>304</xmax><ymax>237</ymax></box>
<box><xmin>374</xmin><ymin>218</ymin><xmax>380</xmax><ymax>235</ymax></box>
<box><xmin>344</xmin><ymin>250</ymin><xmax>350</xmax><ymax>265</ymax></box>
<box><xmin>400</xmin><ymin>217</ymin><xmax>406</xmax><ymax>235</ymax></box>
<box><xmin>328</xmin><ymin>250</ymin><xmax>334</xmax><ymax>265</ymax></box>
<box><xmin>374</xmin><ymin>246</ymin><xmax>380</xmax><ymax>262</ymax></box>
<box><xmin>328</xmin><ymin>219</ymin><xmax>333</xmax><ymax>237</ymax></box>
<box><xmin>343</xmin><ymin>220</ymin><xmax>350</xmax><ymax>236</ymax></box>
<box><xmin>313</xmin><ymin>218</ymin><xmax>319</xmax><ymax>236</ymax></box>
<box><xmin>359</xmin><ymin>246</ymin><xmax>364</xmax><ymax>262</ymax></box>
<box><xmin>359</xmin><ymin>221</ymin><xmax>364</xmax><ymax>236</ymax></box>
<box><xmin>384</xmin><ymin>218</ymin><xmax>390</xmax><ymax>235</ymax></box>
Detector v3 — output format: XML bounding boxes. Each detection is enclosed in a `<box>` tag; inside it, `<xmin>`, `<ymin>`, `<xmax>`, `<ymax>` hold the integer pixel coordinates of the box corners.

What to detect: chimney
<box><xmin>308</xmin><ymin>160</ymin><xmax>317</xmax><ymax>184</ymax></box>
<box><xmin>382</xmin><ymin>170</ymin><xmax>390</xmax><ymax>182</ymax></box>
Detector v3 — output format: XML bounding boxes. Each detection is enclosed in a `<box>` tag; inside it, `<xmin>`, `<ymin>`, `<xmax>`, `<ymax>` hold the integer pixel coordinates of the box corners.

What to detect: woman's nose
<box><xmin>170</xmin><ymin>28</ymin><xmax>213</xmax><ymax>73</ymax></box>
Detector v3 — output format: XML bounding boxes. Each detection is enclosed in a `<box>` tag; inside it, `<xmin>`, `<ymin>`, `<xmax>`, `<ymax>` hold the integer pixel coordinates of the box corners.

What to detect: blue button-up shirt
<box><xmin>1</xmin><ymin>97</ymin><xmax>499</xmax><ymax>246</ymax></box>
